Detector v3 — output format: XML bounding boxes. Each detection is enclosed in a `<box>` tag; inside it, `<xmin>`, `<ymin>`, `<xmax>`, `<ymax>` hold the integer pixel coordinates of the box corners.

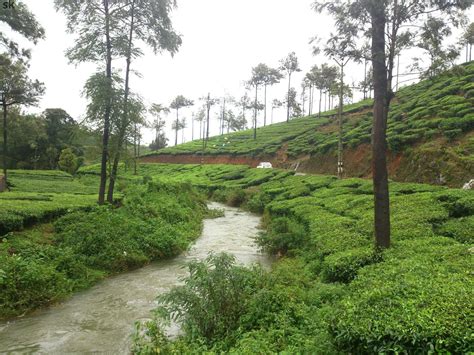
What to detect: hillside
<box><xmin>144</xmin><ymin>62</ymin><xmax>474</xmax><ymax>186</ymax></box>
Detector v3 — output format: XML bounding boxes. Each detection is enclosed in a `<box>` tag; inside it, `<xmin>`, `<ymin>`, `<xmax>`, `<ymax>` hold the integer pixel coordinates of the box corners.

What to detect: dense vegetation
<box><xmin>126</xmin><ymin>163</ymin><xmax>473</xmax><ymax>354</ymax></box>
<box><xmin>0</xmin><ymin>170</ymin><xmax>206</xmax><ymax>319</ymax></box>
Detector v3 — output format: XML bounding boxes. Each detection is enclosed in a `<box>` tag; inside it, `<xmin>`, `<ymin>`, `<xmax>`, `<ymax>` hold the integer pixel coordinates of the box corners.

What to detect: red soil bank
<box><xmin>140</xmin><ymin>154</ymin><xmax>272</xmax><ymax>168</ymax></box>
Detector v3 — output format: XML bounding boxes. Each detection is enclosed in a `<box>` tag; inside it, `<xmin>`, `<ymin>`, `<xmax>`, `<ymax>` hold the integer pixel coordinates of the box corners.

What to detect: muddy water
<box><xmin>0</xmin><ymin>203</ymin><xmax>270</xmax><ymax>354</ymax></box>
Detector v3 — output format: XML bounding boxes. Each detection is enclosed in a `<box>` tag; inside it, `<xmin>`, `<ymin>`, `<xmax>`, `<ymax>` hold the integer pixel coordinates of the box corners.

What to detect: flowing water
<box><xmin>0</xmin><ymin>203</ymin><xmax>270</xmax><ymax>354</ymax></box>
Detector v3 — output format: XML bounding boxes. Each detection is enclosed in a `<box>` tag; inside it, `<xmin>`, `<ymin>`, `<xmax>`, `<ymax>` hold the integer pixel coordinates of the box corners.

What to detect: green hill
<box><xmin>145</xmin><ymin>62</ymin><xmax>474</xmax><ymax>186</ymax></box>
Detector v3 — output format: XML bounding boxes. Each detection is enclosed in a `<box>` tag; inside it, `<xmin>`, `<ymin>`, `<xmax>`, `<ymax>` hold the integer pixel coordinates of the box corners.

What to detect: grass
<box><xmin>2</xmin><ymin>164</ymin><xmax>472</xmax><ymax>351</ymax></box>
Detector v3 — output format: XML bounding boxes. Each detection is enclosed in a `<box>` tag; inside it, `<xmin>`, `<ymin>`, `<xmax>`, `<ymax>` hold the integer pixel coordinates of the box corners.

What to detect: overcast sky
<box><xmin>11</xmin><ymin>1</ymin><xmax>474</xmax><ymax>145</ymax></box>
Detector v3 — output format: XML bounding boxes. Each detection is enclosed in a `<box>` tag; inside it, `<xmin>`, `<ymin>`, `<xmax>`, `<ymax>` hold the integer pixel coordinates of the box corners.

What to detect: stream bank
<box><xmin>0</xmin><ymin>202</ymin><xmax>269</xmax><ymax>353</ymax></box>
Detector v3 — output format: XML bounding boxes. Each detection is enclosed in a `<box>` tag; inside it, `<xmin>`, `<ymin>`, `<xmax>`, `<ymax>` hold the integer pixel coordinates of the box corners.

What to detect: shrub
<box><xmin>58</xmin><ymin>148</ymin><xmax>79</xmax><ymax>175</ymax></box>
<box><xmin>331</xmin><ymin>238</ymin><xmax>473</xmax><ymax>353</ymax></box>
<box><xmin>226</xmin><ymin>189</ymin><xmax>247</xmax><ymax>207</ymax></box>
<box><xmin>437</xmin><ymin>215</ymin><xmax>474</xmax><ymax>244</ymax></box>
<box><xmin>321</xmin><ymin>247</ymin><xmax>382</xmax><ymax>283</ymax></box>
<box><xmin>151</xmin><ymin>254</ymin><xmax>263</xmax><ymax>345</ymax></box>
<box><xmin>257</xmin><ymin>217</ymin><xmax>308</xmax><ymax>255</ymax></box>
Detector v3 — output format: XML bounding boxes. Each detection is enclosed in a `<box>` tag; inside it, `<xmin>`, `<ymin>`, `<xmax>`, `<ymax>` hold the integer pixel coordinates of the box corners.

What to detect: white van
<box><xmin>257</xmin><ymin>162</ymin><xmax>273</xmax><ymax>169</ymax></box>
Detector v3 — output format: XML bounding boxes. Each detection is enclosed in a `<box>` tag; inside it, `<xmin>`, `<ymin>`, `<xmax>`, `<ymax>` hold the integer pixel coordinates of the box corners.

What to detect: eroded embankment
<box><xmin>142</xmin><ymin>136</ymin><xmax>473</xmax><ymax>187</ymax></box>
<box><xmin>140</xmin><ymin>154</ymin><xmax>267</xmax><ymax>167</ymax></box>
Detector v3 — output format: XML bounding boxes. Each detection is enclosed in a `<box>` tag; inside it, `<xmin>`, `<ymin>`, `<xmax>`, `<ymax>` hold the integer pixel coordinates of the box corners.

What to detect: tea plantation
<box><xmin>0</xmin><ymin>170</ymin><xmax>99</xmax><ymax>235</ymax></box>
<box><xmin>1</xmin><ymin>164</ymin><xmax>472</xmax><ymax>352</ymax></box>
<box><xmin>144</xmin><ymin>62</ymin><xmax>474</xmax><ymax>185</ymax></box>
<box><xmin>124</xmin><ymin>163</ymin><xmax>474</xmax><ymax>354</ymax></box>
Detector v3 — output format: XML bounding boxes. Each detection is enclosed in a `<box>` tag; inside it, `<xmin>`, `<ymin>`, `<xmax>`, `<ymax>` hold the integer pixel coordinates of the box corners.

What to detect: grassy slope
<box><xmin>146</xmin><ymin>62</ymin><xmax>474</xmax><ymax>185</ymax></box>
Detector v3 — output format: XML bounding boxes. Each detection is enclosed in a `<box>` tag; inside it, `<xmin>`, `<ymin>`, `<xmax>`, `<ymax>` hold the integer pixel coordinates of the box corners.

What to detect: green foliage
<box><xmin>0</xmin><ymin>178</ymin><xmax>205</xmax><ymax>319</ymax></box>
<box><xmin>0</xmin><ymin>170</ymin><xmax>99</xmax><ymax>235</ymax></box>
<box><xmin>437</xmin><ymin>216</ymin><xmax>474</xmax><ymax>243</ymax></box>
<box><xmin>332</xmin><ymin>238</ymin><xmax>473</xmax><ymax>353</ymax></box>
<box><xmin>321</xmin><ymin>247</ymin><xmax>382</xmax><ymax>283</ymax></box>
<box><xmin>257</xmin><ymin>217</ymin><xmax>308</xmax><ymax>255</ymax></box>
<box><xmin>58</xmin><ymin>148</ymin><xmax>79</xmax><ymax>175</ymax></box>
<box><xmin>151</xmin><ymin>254</ymin><xmax>263</xmax><ymax>346</ymax></box>
<box><xmin>0</xmin><ymin>0</ymin><xmax>44</xmax><ymax>59</ymax></box>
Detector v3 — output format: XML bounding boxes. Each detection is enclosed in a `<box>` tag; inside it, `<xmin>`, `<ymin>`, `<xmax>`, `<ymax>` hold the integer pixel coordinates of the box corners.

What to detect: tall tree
<box><xmin>322</xmin><ymin>33</ymin><xmax>360</xmax><ymax>179</ymax></box>
<box><xmin>261</xmin><ymin>65</ymin><xmax>283</xmax><ymax>126</ymax></box>
<box><xmin>279</xmin><ymin>52</ymin><xmax>301</xmax><ymax>122</ymax></box>
<box><xmin>150</xmin><ymin>103</ymin><xmax>170</xmax><ymax>145</ymax></box>
<box><xmin>129</xmin><ymin>98</ymin><xmax>147</xmax><ymax>175</ymax></box>
<box><xmin>238</xmin><ymin>93</ymin><xmax>252</xmax><ymax>125</ymax></box>
<box><xmin>314</xmin><ymin>0</ymin><xmax>473</xmax><ymax>249</ymax></box>
<box><xmin>170</xmin><ymin>95</ymin><xmax>193</xmax><ymax>146</ymax></box>
<box><xmin>55</xmin><ymin>0</ymin><xmax>125</xmax><ymax>204</ymax></box>
<box><xmin>284</xmin><ymin>88</ymin><xmax>302</xmax><ymax>119</ymax></box>
<box><xmin>107</xmin><ymin>0</ymin><xmax>181</xmax><ymax>203</ymax></box>
<box><xmin>195</xmin><ymin>107</ymin><xmax>206</xmax><ymax>140</ymax></box>
<box><xmin>200</xmin><ymin>94</ymin><xmax>219</xmax><ymax>149</ymax></box>
<box><xmin>413</xmin><ymin>16</ymin><xmax>460</xmax><ymax>78</ymax></box>
<box><xmin>219</xmin><ymin>95</ymin><xmax>235</xmax><ymax>135</ymax></box>
<box><xmin>0</xmin><ymin>54</ymin><xmax>44</xmax><ymax>186</ymax></box>
<box><xmin>0</xmin><ymin>1</ymin><xmax>44</xmax><ymax>59</ymax></box>
<box><xmin>248</xmin><ymin>65</ymin><xmax>266</xmax><ymax>139</ymax></box>
<box><xmin>149</xmin><ymin>103</ymin><xmax>169</xmax><ymax>150</ymax></box>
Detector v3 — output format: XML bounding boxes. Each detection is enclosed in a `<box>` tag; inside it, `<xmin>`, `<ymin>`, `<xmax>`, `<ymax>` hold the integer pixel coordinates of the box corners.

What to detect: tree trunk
<box><xmin>264</xmin><ymin>85</ymin><xmax>267</xmax><ymax>126</ymax></box>
<box><xmin>221</xmin><ymin>98</ymin><xmax>226</xmax><ymax>135</ymax></box>
<box><xmin>2</xmin><ymin>103</ymin><xmax>7</xmax><ymax>188</ymax></box>
<box><xmin>98</xmin><ymin>0</ymin><xmax>113</xmax><ymax>205</ymax></box>
<box><xmin>175</xmin><ymin>108</ymin><xmax>179</xmax><ymax>146</ymax></box>
<box><xmin>363</xmin><ymin>59</ymin><xmax>368</xmax><ymax>99</ymax></box>
<box><xmin>138</xmin><ymin>128</ymin><xmax>141</xmax><ymax>158</ymax></box>
<box><xmin>191</xmin><ymin>114</ymin><xmax>194</xmax><ymax>141</ymax></box>
<box><xmin>107</xmin><ymin>0</ymin><xmax>136</xmax><ymax>204</ymax></box>
<box><xmin>254</xmin><ymin>85</ymin><xmax>258</xmax><ymax>140</ymax></box>
<box><xmin>318</xmin><ymin>89</ymin><xmax>322</xmax><ymax>118</ymax></box>
<box><xmin>337</xmin><ymin>64</ymin><xmax>344</xmax><ymax>179</ymax></box>
<box><xmin>371</xmin><ymin>2</ymin><xmax>391</xmax><ymax>250</ymax></box>
<box><xmin>286</xmin><ymin>74</ymin><xmax>291</xmax><ymax>122</ymax></box>
<box><xmin>205</xmin><ymin>94</ymin><xmax>210</xmax><ymax>149</ymax></box>
<box><xmin>133</xmin><ymin>123</ymin><xmax>137</xmax><ymax>175</ymax></box>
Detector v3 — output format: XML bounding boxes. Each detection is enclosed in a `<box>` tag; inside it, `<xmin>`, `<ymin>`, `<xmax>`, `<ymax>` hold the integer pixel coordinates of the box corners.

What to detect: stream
<box><xmin>0</xmin><ymin>202</ymin><xmax>270</xmax><ymax>354</ymax></box>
